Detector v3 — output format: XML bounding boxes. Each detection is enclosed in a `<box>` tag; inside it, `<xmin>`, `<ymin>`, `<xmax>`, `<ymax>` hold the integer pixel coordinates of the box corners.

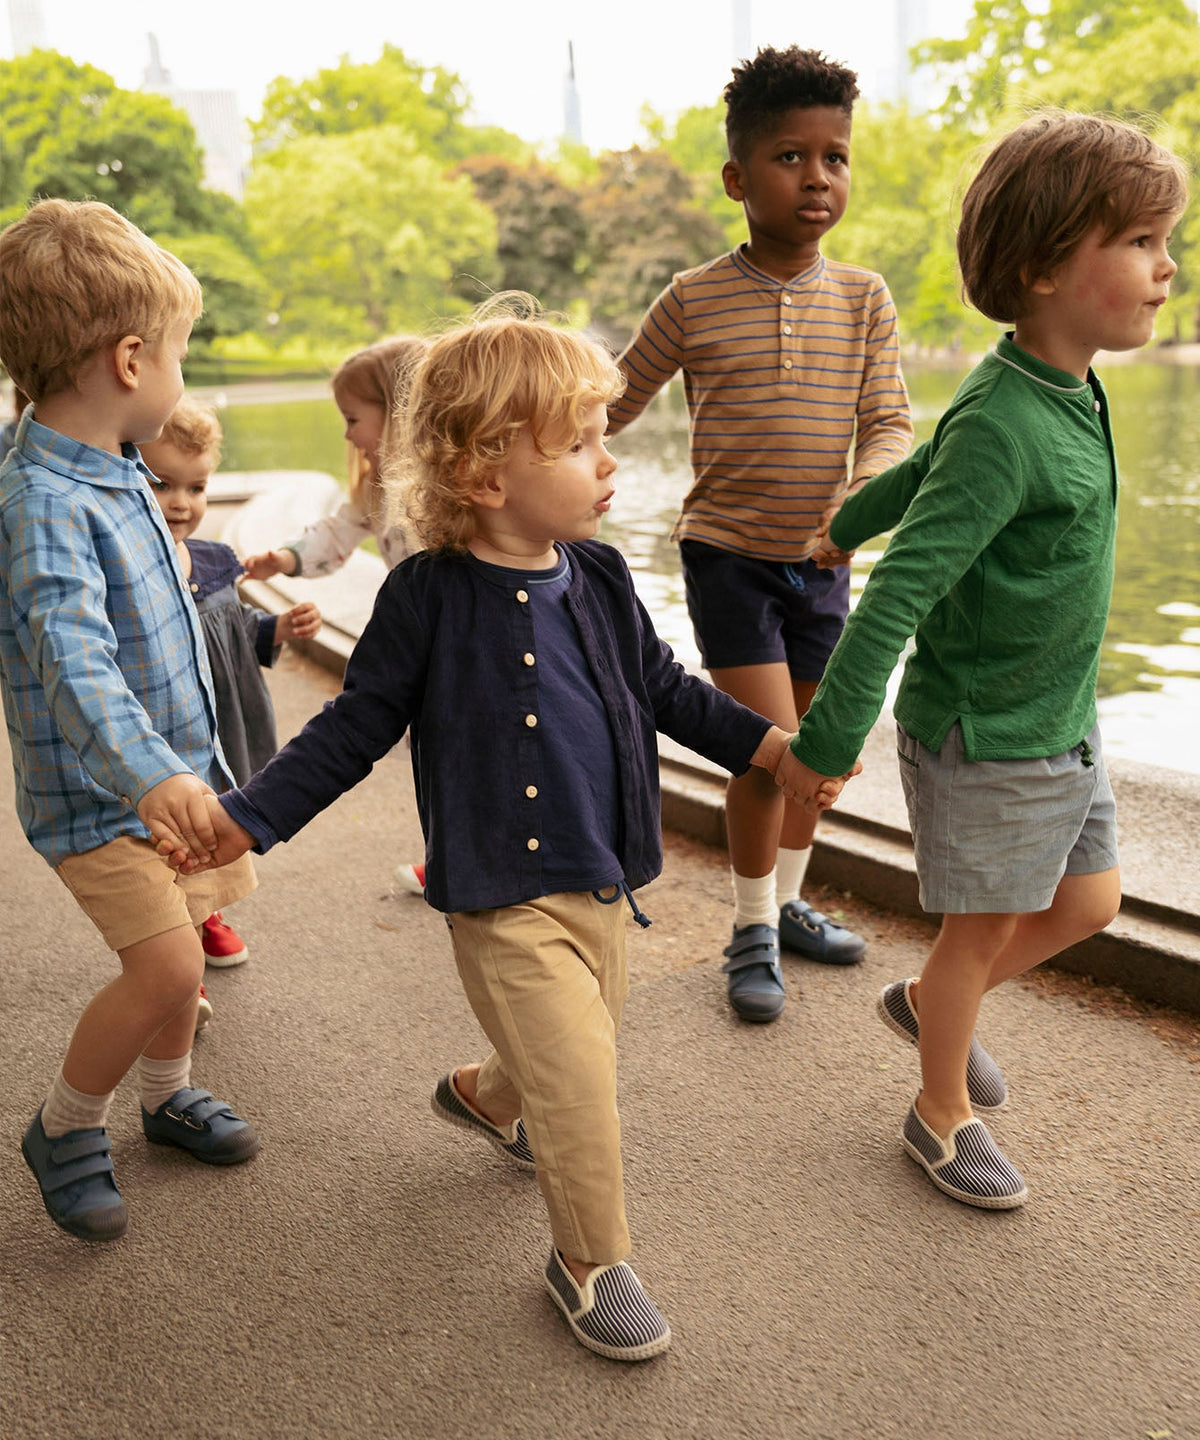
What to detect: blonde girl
<box><xmin>242</xmin><ymin>335</ymin><xmax>427</xmax><ymax>580</ymax></box>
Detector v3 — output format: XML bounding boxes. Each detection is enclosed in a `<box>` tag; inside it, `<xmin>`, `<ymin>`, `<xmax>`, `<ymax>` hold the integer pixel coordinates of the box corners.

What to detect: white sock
<box><xmin>775</xmin><ymin>846</ymin><xmax>813</xmax><ymax>909</ymax></box>
<box><xmin>731</xmin><ymin>870</ymin><xmax>778</xmax><ymax>930</ymax></box>
<box><xmin>41</xmin><ymin>1070</ymin><xmax>115</xmax><ymax>1137</ymax></box>
<box><xmin>137</xmin><ymin>1052</ymin><xmax>192</xmax><ymax>1114</ymax></box>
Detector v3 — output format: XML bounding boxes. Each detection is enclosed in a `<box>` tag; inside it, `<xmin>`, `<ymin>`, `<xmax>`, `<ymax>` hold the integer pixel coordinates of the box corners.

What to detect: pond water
<box><xmin>207</xmin><ymin>360</ymin><xmax>1200</xmax><ymax>775</ymax></box>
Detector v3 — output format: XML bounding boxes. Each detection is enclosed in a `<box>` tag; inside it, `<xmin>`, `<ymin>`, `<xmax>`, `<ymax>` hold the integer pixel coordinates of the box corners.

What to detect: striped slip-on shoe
<box><xmin>878</xmin><ymin>979</ymin><xmax>1008</xmax><ymax>1111</ymax></box>
<box><xmin>544</xmin><ymin>1248</ymin><xmax>671</xmax><ymax>1362</ymax></box>
<box><xmin>431</xmin><ymin>1072</ymin><xmax>535</xmax><ymax>1171</ymax></box>
<box><xmin>901</xmin><ymin>1103</ymin><xmax>1028</xmax><ymax>1210</ymax></box>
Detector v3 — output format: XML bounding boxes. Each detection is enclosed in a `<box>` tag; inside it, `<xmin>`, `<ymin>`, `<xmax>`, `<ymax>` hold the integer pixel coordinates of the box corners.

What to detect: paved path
<box><xmin>2</xmin><ymin>652</ymin><xmax>1198</xmax><ymax>1439</ymax></box>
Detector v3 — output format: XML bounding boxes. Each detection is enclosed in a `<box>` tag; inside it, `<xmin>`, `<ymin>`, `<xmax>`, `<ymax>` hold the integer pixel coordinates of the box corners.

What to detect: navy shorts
<box><xmin>680</xmin><ymin>539</ymin><xmax>850</xmax><ymax>680</ymax></box>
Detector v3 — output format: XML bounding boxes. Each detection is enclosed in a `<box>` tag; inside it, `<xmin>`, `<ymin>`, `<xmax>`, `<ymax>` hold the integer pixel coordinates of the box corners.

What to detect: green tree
<box><xmin>0</xmin><ymin>50</ymin><xmax>115</xmax><ymax>210</ymax></box>
<box><xmin>18</xmin><ymin>88</ymin><xmax>207</xmax><ymax>235</ymax></box>
<box><xmin>244</xmin><ymin>125</ymin><xmax>498</xmax><ymax>340</ymax></box>
<box><xmin>254</xmin><ymin>44</ymin><xmax>466</xmax><ymax>151</ymax></box>
<box><xmin>456</xmin><ymin>157</ymin><xmax>587</xmax><ymax>311</ymax></box>
<box><xmin>0</xmin><ymin>48</ymin><xmax>267</xmax><ymax>340</ymax></box>
<box><xmin>161</xmin><ymin>232</ymin><xmax>269</xmax><ymax>344</ymax></box>
<box><xmin>639</xmin><ymin>100</ymin><xmax>742</xmax><ymax>247</ymax></box>
<box><xmin>916</xmin><ymin>0</ymin><xmax>1194</xmax><ymax>127</ymax></box>
<box><xmin>581</xmin><ymin>147</ymin><xmax>726</xmax><ymax>343</ymax></box>
<box><xmin>252</xmin><ymin>44</ymin><xmax>529</xmax><ymax>165</ymax></box>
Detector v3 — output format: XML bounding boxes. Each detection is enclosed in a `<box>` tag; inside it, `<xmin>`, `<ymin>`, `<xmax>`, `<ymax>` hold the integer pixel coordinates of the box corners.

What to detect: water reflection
<box><xmin>211</xmin><ymin>364</ymin><xmax>1200</xmax><ymax>775</ymax></box>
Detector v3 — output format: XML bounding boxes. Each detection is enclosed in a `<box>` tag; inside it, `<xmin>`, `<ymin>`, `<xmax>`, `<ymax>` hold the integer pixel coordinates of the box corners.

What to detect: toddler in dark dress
<box><xmin>141</xmin><ymin>398</ymin><xmax>321</xmax><ymax>1012</ymax></box>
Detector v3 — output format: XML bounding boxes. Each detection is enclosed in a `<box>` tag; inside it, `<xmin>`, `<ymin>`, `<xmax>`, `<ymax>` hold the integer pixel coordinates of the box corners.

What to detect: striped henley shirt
<box><xmin>608</xmin><ymin>246</ymin><xmax>913</xmax><ymax>562</ymax></box>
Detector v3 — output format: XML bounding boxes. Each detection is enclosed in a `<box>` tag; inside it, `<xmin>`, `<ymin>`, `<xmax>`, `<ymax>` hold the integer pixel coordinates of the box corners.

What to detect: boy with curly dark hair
<box><xmin>608</xmin><ymin>45</ymin><xmax>913</xmax><ymax>1023</ymax></box>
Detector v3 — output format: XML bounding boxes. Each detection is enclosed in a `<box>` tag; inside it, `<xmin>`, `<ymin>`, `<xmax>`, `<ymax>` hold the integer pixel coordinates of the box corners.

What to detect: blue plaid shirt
<box><xmin>0</xmin><ymin>411</ymin><xmax>230</xmax><ymax>865</ymax></box>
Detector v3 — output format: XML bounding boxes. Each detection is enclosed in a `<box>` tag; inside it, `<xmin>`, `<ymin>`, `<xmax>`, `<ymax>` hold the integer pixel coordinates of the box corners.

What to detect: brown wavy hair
<box><xmin>957</xmin><ymin>110</ymin><xmax>1188</xmax><ymax>324</ymax></box>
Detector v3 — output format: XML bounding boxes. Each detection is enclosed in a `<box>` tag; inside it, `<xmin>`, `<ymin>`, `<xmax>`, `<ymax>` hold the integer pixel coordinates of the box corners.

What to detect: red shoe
<box><xmin>196</xmin><ymin>986</ymin><xmax>214</xmax><ymax>1033</ymax></box>
<box><xmin>201</xmin><ymin>912</ymin><xmax>249</xmax><ymax>968</ymax></box>
<box><xmin>392</xmin><ymin>862</ymin><xmax>426</xmax><ymax>897</ymax></box>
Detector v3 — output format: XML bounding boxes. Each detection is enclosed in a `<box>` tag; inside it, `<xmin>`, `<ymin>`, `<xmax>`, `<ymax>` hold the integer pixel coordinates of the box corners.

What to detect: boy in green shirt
<box><xmin>782</xmin><ymin>112</ymin><xmax>1186</xmax><ymax>1208</ymax></box>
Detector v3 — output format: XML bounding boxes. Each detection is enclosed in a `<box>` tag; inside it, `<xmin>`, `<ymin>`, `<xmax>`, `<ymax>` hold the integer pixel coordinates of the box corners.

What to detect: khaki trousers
<box><xmin>447</xmin><ymin>888</ymin><xmax>630</xmax><ymax>1265</ymax></box>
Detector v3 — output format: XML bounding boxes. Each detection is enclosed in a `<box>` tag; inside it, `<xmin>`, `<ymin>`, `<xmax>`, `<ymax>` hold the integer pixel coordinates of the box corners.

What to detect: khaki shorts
<box><xmin>56</xmin><ymin>834</ymin><xmax>257</xmax><ymax>953</ymax></box>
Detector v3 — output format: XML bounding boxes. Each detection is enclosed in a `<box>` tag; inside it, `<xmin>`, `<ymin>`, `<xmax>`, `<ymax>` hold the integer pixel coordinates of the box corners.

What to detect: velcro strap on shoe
<box><xmin>165</xmin><ymin>1088</ymin><xmax>230</xmax><ymax>1124</ymax></box>
<box><xmin>44</xmin><ymin>1134</ymin><xmax>114</xmax><ymax>1192</ymax></box>
<box><xmin>721</xmin><ymin>926</ymin><xmax>781</xmax><ymax>975</ymax></box>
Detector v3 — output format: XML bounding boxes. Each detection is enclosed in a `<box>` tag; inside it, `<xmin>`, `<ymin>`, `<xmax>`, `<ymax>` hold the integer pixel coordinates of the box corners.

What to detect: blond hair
<box><xmin>331</xmin><ymin>335</ymin><xmax>427</xmax><ymax>514</ymax></box>
<box><xmin>0</xmin><ymin>198</ymin><xmax>203</xmax><ymax>401</ymax></box>
<box><xmin>391</xmin><ymin>296</ymin><xmax>623</xmax><ymax>553</ymax></box>
<box><xmin>157</xmin><ymin>395</ymin><xmax>223</xmax><ymax>464</ymax></box>
<box><xmin>958</xmin><ymin>111</ymin><xmax>1188</xmax><ymax>324</ymax></box>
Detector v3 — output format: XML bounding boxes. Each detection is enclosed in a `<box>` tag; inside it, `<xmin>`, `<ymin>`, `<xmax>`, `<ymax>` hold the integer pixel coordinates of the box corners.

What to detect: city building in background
<box><xmin>141</xmin><ymin>32</ymin><xmax>246</xmax><ymax>200</ymax></box>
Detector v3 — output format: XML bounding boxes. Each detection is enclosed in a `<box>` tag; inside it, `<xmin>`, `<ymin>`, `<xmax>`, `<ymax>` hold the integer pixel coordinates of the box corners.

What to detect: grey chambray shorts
<box><xmin>896</xmin><ymin>720</ymin><xmax>1119</xmax><ymax>915</ymax></box>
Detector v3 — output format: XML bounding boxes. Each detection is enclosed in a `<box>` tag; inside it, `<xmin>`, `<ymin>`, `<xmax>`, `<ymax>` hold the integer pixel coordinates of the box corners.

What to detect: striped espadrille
<box><xmin>878</xmin><ymin>978</ymin><xmax>1008</xmax><ymax>1111</ymax></box>
<box><xmin>430</xmin><ymin>1072</ymin><xmax>535</xmax><ymax>1171</ymax></box>
<box><xmin>901</xmin><ymin>1103</ymin><xmax>1028</xmax><ymax>1209</ymax></box>
<box><xmin>544</xmin><ymin>1248</ymin><xmax>671</xmax><ymax>1361</ymax></box>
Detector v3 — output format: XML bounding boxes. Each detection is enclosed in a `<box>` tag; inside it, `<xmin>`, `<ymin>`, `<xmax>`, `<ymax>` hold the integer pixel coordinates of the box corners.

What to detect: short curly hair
<box><xmin>156</xmin><ymin>395</ymin><xmax>223</xmax><ymax>462</ymax></box>
<box><xmin>958</xmin><ymin>110</ymin><xmax>1188</xmax><ymax>324</ymax></box>
<box><xmin>388</xmin><ymin>295</ymin><xmax>623</xmax><ymax>554</ymax></box>
<box><xmin>724</xmin><ymin>46</ymin><xmax>859</xmax><ymax>161</ymax></box>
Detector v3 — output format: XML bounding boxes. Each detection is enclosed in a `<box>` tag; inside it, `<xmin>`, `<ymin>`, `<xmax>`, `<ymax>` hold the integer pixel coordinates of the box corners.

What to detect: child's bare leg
<box><xmin>983</xmin><ymin>868</ymin><xmax>1121</xmax><ymax>991</ymax></box>
<box><xmin>909</xmin><ymin>868</ymin><xmax>1122</xmax><ymax>1022</ymax></box>
<box><xmin>453</xmin><ymin>1063</ymin><xmax>519</xmax><ymax>1127</ymax></box>
<box><xmin>59</xmin><ymin>923</ymin><xmax>204</xmax><ymax>1095</ymax></box>
<box><xmin>711</xmin><ymin>662</ymin><xmax>797</xmax><ymax>877</ymax></box>
<box><xmin>914</xmin><ymin>912</ymin><xmax>1016</xmax><ymax>1136</ymax></box>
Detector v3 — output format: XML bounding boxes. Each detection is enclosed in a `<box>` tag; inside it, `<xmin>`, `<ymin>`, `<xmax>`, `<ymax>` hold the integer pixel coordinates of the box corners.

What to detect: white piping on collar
<box><xmin>993</xmin><ymin>349</ymin><xmax>1090</xmax><ymax>395</ymax></box>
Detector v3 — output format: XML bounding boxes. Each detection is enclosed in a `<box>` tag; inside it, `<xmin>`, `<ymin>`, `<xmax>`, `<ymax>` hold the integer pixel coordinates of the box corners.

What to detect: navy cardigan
<box><xmin>222</xmin><ymin>540</ymin><xmax>772</xmax><ymax>913</ymax></box>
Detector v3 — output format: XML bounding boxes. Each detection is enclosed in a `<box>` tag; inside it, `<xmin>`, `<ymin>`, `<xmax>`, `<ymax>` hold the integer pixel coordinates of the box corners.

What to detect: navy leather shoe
<box><xmin>721</xmin><ymin>923</ymin><xmax>785</xmax><ymax>1022</ymax></box>
<box><xmin>779</xmin><ymin>900</ymin><xmax>866</xmax><ymax>965</ymax></box>
<box><xmin>142</xmin><ymin>1088</ymin><xmax>260</xmax><ymax>1165</ymax></box>
<box><xmin>22</xmin><ymin>1108</ymin><xmax>127</xmax><ymax>1241</ymax></box>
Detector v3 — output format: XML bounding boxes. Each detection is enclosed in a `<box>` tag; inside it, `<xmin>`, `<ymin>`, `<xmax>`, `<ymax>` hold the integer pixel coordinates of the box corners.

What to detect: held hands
<box><xmin>275</xmin><ymin>601</ymin><xmax>322</xmax><ymax>643</ymax></box>
<box><xmin>773</xmin><ymin>744</ymin><xmax>863</xmax><ymax>813</ymax></box>
<box><xmin>810</xmin><ymin>497</ymin><xmax>855</xmax><ymax>570</ymax></box>
<box><xmin>158</xmin><ymin>792</ymin><xmax>255</xmax><ymax>874</ymax></box>
<box><xmin>137</xmin><ymin>773</ymin><xmax>219</xmax><ymax>867</ymax></box>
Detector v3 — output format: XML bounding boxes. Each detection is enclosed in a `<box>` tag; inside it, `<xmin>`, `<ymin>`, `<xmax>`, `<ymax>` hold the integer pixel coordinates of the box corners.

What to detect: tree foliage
<box><xmin>0</xmin><ymin>49</ymin><xmax>265</xmax><ymax>341</ymax></box>
<box><xmin>581</xmin><ymin>147</ymin><xmax>727</xmax><ymax>342</ymax></box>
<box><xmin>456</xmin><ymin>157</ymin><xmax>587</xmax><ymax>311</ymax></box>
<box><xmin>252</xmin><ymin>44</ymin><xmax>530</xmax><ymax>165</ymax></box>
<box><xmin>244</xmin><ymin>126</ymin><xmax>498</xmax><ymax>340</ymax></box>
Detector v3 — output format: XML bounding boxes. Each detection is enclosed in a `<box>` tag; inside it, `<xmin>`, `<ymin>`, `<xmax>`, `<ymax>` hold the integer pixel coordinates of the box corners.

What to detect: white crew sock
<box><xmin>41</xmin><ymin>1070</ymin><xmax>115</xmax><ymax>1137</ymax></box>
<box><xmin>731</xmin><ymin>870</ymin><xmax>778</xmax><ymax>930</ymax></box>
<box><xmin>136</xmin><ymin>1051</ymin><xmax>192</xmax><ymax>1114</ymax></box>
<box><xmin>775</xmin><ymin>846</ymin><xmax>813</xmax><ymax>909</ymax></box>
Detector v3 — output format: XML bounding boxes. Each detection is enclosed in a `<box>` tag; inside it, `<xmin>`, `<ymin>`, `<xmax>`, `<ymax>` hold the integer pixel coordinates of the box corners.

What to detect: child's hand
<box><xmin>811</xmin><ymin>529</ymin><xmax>856</xmax><ymax>569</ymax></box>
<box><xmin>773</xmin><ymin>747</ymin><xmax>862</xmax><ymax>813</ymax></box>
<box><xmin>241</xmin><ymin>549</ymin><xmax>290</xmax><ymax>581</ymax></box>
<box><xmin>163</xmin><ymin>794</ymin><xmax>255</xmax><ymax>874</ymax></box>
<box><xmin>138</xmin><ymin>773</ymin><xmax>218</xmax><ymax>865</ymax></box>
<box><xmin>276</xmin><ymin>601</ymin><xmax>322</xmax><ymax>643</ymax></box>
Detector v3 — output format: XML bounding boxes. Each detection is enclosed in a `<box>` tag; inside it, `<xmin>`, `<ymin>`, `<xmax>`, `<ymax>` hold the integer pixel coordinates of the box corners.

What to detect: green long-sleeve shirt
<box><xmin>792</xmin><ymin>334</ymin><xmax>1117</xmax><ymax>778</ymax></box>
